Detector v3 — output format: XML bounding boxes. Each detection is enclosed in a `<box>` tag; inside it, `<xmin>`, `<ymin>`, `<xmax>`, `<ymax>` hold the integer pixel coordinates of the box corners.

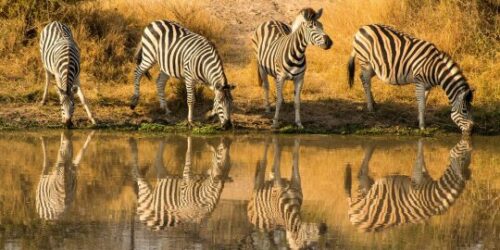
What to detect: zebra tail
<box><xmin>256</xmin><ymin>61</ymin><xmax>263</xmax><ymax>87</ymax></box>
<box><xmin>134</xmin><ymin>43</ymin><xmax>152</xmax><ymax>80</ymax></box>
<box><xmin>344</xmin><ymin>164</ymin><xmax>352</xmax><ymax>200</ymax></box>
<box><xmin>347</xmin><ymin>51</ymin><xmax>356</xmax><ymax>88</ymax></box>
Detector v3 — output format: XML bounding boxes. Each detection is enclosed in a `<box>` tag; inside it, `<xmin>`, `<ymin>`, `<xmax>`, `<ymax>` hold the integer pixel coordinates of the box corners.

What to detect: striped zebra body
<box><xmin>253</xmin><ymin>8</ymin><xmax>332</xmax><ymax>129</ymax></box>
<box><xmin>344</xmin><ymin>139</ymin><xmax>471</xmax><ymax>232</ymax></box>
<box><xmin>36</xmin><ymin>131</ymin><xmax>93</xmax><ymax>221</ymax></box>
<box><xmin>36</xmin><ymin>157</ymin><xmax>76</xmax><ymax>221</ymax></box>
<box><xmin>39</xmin><ymin>21</ymin><xmax>95</xmax><ymax>127</ymax></box>
<box><xmin>347</xmin><ymin>24</ymin><xmax>473</xmax><ymax>134</ymax></box>
<box><xmin>131</xmin><ymin>20</ymin><xmax>235</xmax><ymax>129</ymax></box>
<box><xmin>247</xmin><ymin>138</ymin><xmax>325</xmax><ymax>249</ymax></box>
<box><xmin>131</xmin><ymin>137</ymin><xmax>231</xmax><ymax>231</ymax></box>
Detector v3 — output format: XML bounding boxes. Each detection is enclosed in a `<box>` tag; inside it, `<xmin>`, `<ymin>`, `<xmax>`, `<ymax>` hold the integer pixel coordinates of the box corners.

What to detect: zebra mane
<box><xmin>291</xmin><ymin>8</ymin><xmax>322</xmax><ymax>32</ymax></box>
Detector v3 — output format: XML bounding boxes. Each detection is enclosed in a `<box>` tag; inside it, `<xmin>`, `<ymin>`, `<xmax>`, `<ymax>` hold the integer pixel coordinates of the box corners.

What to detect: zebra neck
<box><xmin>426</xmin><ymin>56</ymin><xmax>469</xmax><ymax>105</ymax></box>
<box><xmin>288</xmin><ymin>27</ymin><xmax>308</xmax><ymax>58</ymax></box>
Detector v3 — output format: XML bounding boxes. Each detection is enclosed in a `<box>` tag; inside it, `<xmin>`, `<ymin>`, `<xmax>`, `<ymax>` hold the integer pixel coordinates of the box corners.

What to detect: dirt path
<box><xmin>203</xmin><ymin>0</ymin><xmax>325</xmax><ymax>65</ymax></box>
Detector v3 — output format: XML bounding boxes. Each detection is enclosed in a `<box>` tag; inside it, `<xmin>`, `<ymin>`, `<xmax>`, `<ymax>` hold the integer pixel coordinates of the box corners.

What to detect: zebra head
<box><xmin>451</xmin><ymin>89</ymin><xmax>474</xmax><ymax>135</ymax></box>
<box><xmin>287</xmin><ymin>222</ymin><xmax>327</xmax><ymax>250</ymax></box>
<box><xmin>293</xmin><ymin>8</ymin><xmax>333</xmax><ymax>50</ymax></box>
<box><xmin>213</xmin><ymin>83</ymin><xmax>235</xmax><ymax>130</ymax></box>
<box><xmin>59</xmin><ymin>85</ymin><xmax>78</xmax><ymax>128</ymax></box>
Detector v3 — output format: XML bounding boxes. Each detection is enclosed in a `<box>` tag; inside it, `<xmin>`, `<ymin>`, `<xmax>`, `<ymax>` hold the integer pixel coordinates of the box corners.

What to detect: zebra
<box><xmin>343</xmin><ymin>138</ymin><xmax>472</xmax><ymax>232</ymax></box>
<box><xmin>129</xmin><ymin>136</ymin><xmax>231</xmax><ymax>230</ymax></box>
<box><xmin>130</xmin><ymin>20</ymin><xmax>236</xmax><ymax>129</ymax></box>
<box><xmin>36</xmin><ymin>131</ymin><xmax>94</xmax><ymax>221</ymax></box>
<box><xmin>246</xmin><ymin>137</ymin><xmax>327</xmax><ymax>249</ymax></box>
<box><xmin>39</xmin><ymin>21</ymin><xmax>96</xmax><ymax>128</ymax></box>
<box><xmin>347</xmin><ymin>24</ymin><xmax>474</xmax><ymax>134</ymax></box>
<box><xmin>253</xmin><ymin>8</ymin><xmax>332</xmax><ymax>129</ymax></box>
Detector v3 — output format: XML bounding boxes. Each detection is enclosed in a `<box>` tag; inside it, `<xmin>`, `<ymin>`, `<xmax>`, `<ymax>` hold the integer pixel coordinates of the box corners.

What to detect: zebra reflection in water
<box><xmin>344</xmin><ymin>138</ymin><xmax>472</xmax><ymax>232</ymax></box>
<box><xmin>36</xmin><ymin>131</ymin><xmax>94</xmax><ymax>221</ymax></box>
<box><xmin>243</xmin><ymin>138</ymin><xmax>326</xmax><ymax>250</ymax></box>
<box><xmin>130</xmin><ymin>137</ymin><xmax>231</xmax><ymax>230</ymax></box>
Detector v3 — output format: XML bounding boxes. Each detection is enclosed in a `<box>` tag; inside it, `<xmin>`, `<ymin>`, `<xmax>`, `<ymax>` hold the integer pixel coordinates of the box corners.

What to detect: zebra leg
<box><xmin>183</xmin><ymin>136</ymin><xmax>193</xmax><ymax>180</ymax></box>
<box><xmin>360</xmin><ymin>68</ymin><xmax>376</xmax><ymax>112</ymax></box>
<box><xmin>185</xmin><ymin>78</ymin><xmax>196</xmax><ymax>128</ymax></box>
<box><xmin>271</xmin><ymin>137</ymin><xmax>283</xmax><ymax>187</ymax></box>
<box><xmin>416</xmin><ymin>84</ymin><xmax>428</xmax><ymax>130</ymax></box>
<box><xmin>412</xmin><ymin>139</ymin><xmax>430</xmax><ymax>186</ymax></box>
<box><xmin>40</xmin><ymin>136</ymin><xmax>49</xmax><ymax>174</ymax></box>
<box><xmin>254</xmin><ymin>141</ymin><xmax>269</xmax><ymax>190</ymax></box>
<box><xmin>259</xmin><ymin>66</ymin><xmax>271</xmax><ymax>113</ymax></box>
<box><xmin>75</xmin><ymin>84</ymin><xmax>96</xmax><ymax>125</ymax></box>
<box><xmin>156</xmin><ymin>72</ymin><xmax>171</xmax><ymax>115</ymax></box>
<box><xmin>358</xmin><ymin>145</ymin><xmax>375</xmax><ymax>193</ymax></box>
<box><xmin>72</xmin><ymin>131</ymin><xmax>94</xmax><ymax>166</ymax></box>
<box><xmin>272</xmin><ymin>77</ymin><xmax>285</xmax><ymax>129</ymax></box>
<box><xmin>293</xmin><ymin>76</ymin><xmax>304</xmax><ymax>129</ymax></box>
<box><xmin>154</xmin><ymin>139</ymin><xmax>167</xmax><ymax>178</ymax></box>
<box><xmin>128</xmin><ymin>137</ymin><xmax>142</xmax><ymax>180</ymax></box>
<box><xmin>40</xmin><ymin>70</ymin><xmax>51</xmax><ymax>105</ymax></box>
<box><xmin>291</xmin><ymin>138</ymin><xmax>301</xmax><ymax>191</ymax></box>
<box><xmin>130</xmin><ymin>61</ymin><xmax>153</xmax><ymax>110</ymax></box>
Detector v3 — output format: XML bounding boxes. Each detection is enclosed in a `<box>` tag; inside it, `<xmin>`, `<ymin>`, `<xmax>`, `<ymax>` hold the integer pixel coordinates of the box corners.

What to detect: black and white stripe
<box><xmin>130</xmin><ymin>20</ymin><xmax>235</xmax><ymax>129</ymax></box>
<box><xmin>344</xmin><ymin>139</ymin><xmax>472</xmax><ymax>232</ymax></box>
<box><xmin>347</xmin><ymin>24</ymin><xmax>474</xmax><ymax>134</ymax></box>
<box><xmin>39</xmin><ymin>21</ymin><xmax>96</xmax><ymax>127</ymax></box>
<box><xmin>130</xmin><ymin>137</ymin><xmax>231</xmax><ymax>230</ymax></box>
<box><xmin>36</xmin><ymin>131</ymin><xmax>93</xmax><ymax>221</ymax></box>
<box><xmin>247</xmin><ymin>138</ymin><xmax>326</xmax><ymax>249</ymax></box>
<box><xmin>252</xmin><ymin>8</ymin><xmax>332</xmax><ymax>129</ymax></box>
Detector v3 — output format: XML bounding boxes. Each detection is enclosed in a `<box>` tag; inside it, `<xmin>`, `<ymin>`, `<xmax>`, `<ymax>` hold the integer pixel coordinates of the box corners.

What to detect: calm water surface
<box><xmin>0</xmin><ymin>131</ymin><xmax>498</xmax><ymax>249</ymax></box>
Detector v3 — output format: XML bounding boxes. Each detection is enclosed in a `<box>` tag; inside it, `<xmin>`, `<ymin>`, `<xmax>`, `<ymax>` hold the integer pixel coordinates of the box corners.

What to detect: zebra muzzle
<box><xmin>322</xmin><ymin>36</ymin><xmax>333</xmax><ymax>50</ymax></box>
<box><xmin>221</xmin><ymin>120</ymin><xmax>232</xmax><ymax>130</ymax></box>
<box><xmin>65</xmin><ymin>119</ymin><xmax>74</xmax><ymax>129</ymax></box>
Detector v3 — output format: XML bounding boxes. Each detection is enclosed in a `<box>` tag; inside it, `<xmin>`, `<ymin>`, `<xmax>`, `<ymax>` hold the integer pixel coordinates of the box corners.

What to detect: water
<box><xmin>0</xmin><ymin>131</ymin><xmax>498</xmax><ymax>249</ymax></box>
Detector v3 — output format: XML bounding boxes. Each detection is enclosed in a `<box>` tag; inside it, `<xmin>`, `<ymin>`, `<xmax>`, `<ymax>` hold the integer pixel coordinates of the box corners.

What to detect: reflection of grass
<box><xmin>138</xmin><ymin>122</ymin><xmax>220</xmax><ymax>134</ymax></box>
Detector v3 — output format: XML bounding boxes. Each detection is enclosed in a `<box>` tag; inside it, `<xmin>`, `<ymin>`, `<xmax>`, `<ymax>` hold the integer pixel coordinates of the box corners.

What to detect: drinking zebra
<box><xmin>344</xmin><ymin>139</ymin><xmax>472</xmax><ymax>232</ymax></box>
<box><xmin>129</xmin><ymin>136</ymin><xmax>231</xmax><ymax>230</ymax></box>
<box><xmin>36</xmin><ymin>131</ymin><xmax>94</xmax><ymax>221</ymax></box>
<box><xmin>246</xmin><ymin>138</ymin><xmax>326</xmax><ymax>249</ymax></box>
<box><xmin>39</xmin><ymin>21</ymin><xmax>96</xmax><ymax>128</ymax></box>
<box><xmin>347</xmin><ymin>24</ymin><xmax>474</xmax><ymax>134</ymax></box>
<box><xmin>252</xmin><ymin>8</ymin><xmax>332</xmax><ymax>129</ymax></box>
<box><xmin>130</xmin><ymin>20</ymin><xmax>235</xmax><ymax>129</ymax></box>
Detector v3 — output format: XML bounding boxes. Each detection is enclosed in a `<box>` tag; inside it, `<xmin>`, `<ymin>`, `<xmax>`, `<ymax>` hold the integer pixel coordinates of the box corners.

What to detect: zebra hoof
<box><xmin>271</xmin><ymin>122</ymin><xmax>280</xmax><ymax>129</ymax></box>
<box><xmin>187</xmin><ymin>122</ymin><xmax>195</xmax><ymax>129</ymax></box>
<box><xmin>39</xmin><ymin>100</ymin><xmax>46</xmax><ymax>106</ymax></box>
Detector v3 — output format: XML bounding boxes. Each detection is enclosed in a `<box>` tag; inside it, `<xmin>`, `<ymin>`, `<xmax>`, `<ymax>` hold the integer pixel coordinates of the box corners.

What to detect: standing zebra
<box><xmin>253</xmin><ymin>8</ymin><xmax>332</xmax><ymax>129</ymax></box>
<box><xmin>40</xmin><ymin>21</ymin><xmax>96</xmax><ymax>128</ymax></box>
<box><xmin>246</xmin><ymin>138</ymin><xmax>326</xmax><ymax>249</ymax></box>
<box><xmin>130</xmin><ymin>20</ymin><xmax>235</xmax><ymax>129</ymax></box>
<box><xmin>347</xmin><ymin>24</ymin><xmax>474</xmax><ymax>134</ymax></box>
<box><xmin>130</xmin><ymin>136</ymin><xmax>231</xmax><ymax>230</ymax></box>
<box><xmin>36</xmin><ymin>131</ymin><xmax>94</xmax><ymax>221</ymax></box>
<box><xmin>344</xmin><ymin>138</ymin><xmax>472</xmax><ymax>232</ymax></box>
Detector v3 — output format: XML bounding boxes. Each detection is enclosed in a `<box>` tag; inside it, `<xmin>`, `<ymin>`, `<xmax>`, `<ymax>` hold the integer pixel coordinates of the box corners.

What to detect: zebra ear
<box><xmin>315</xmin><ymin>8</ymin><xmax>323</xmax><ymax>20</ymax></box>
